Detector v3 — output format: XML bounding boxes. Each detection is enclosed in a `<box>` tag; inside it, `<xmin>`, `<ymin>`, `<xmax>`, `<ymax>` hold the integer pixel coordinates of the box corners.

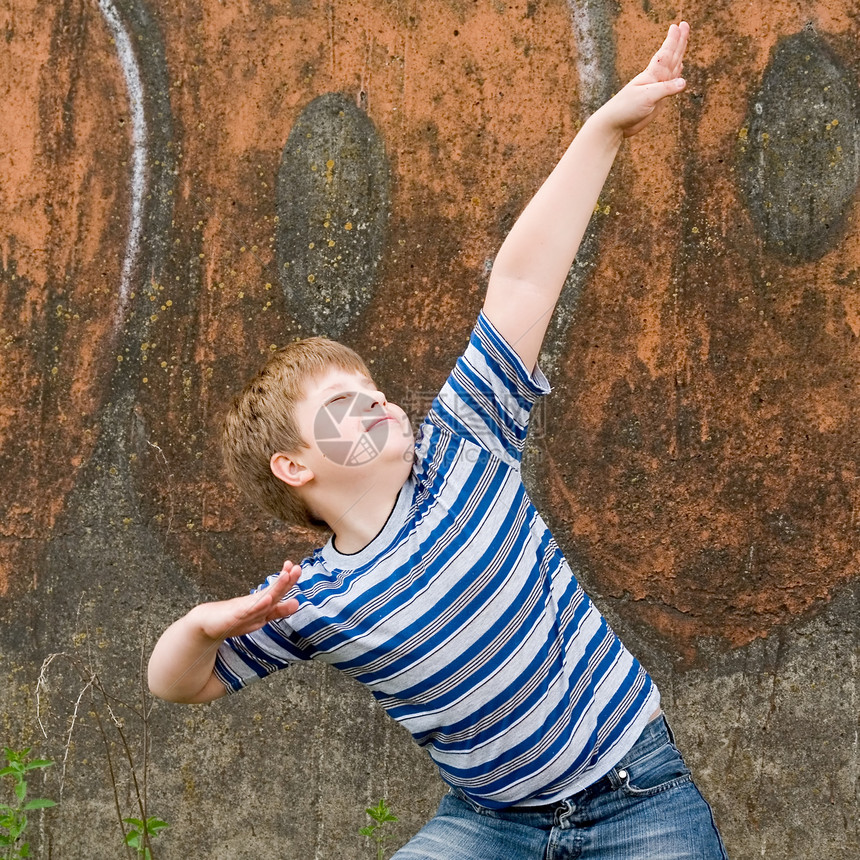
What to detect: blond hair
<box><xmin>222</xmin><ymin>337</ymin><xmax>371</xmax><ymax>527</ymax></box>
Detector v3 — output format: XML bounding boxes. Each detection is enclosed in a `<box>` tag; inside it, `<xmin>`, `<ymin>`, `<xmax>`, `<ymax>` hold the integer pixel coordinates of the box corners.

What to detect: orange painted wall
<box><xmin>1</xmin><ymin>2</ymin><xmax>858</xmax><ymax>856</ymax></box>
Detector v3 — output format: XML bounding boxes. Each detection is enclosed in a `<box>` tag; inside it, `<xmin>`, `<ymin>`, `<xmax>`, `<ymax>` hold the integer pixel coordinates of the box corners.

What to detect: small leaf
<box><xmin>4</xmin><ymin>748</ymin><xmax>30</xmax><ymax>760</ymax></box>
<box><xmin>22</xmin><ymin>799</ymin><xmax>56</xmax><ymax>810</ymax></box>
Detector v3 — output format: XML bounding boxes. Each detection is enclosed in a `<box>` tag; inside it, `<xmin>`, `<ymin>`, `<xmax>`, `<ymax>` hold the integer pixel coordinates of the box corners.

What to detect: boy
<box><xmin>149</xmin><ymin>21</ymin><xmax>728</xmax><ymax>858</ymax></box>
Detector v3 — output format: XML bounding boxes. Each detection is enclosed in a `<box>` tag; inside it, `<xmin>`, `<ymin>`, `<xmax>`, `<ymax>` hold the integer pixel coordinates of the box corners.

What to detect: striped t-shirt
<box><xmin>215</xmin><ymin>311</ymin><xmax>660</xmax><ymax>808</ymax></box>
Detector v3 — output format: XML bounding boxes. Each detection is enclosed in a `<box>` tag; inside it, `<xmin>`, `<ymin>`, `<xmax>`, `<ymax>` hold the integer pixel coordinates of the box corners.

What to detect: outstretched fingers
<box><xmin>266</xmin><ymin>560</ymin><xmax>302</xmax><ymax>616</ymax></box>
<box><xmin>613</xmin><ymin>22</ymin><xmax>690</xmax><ymax>138</ymax></box>
<box><xmin>235</xmin><ymin>561</ymin><xmax>302</xmax><ymax>625</ymax></box>
<box><xmin>650</xmin><ymin>21</ymin><xmax>689</xmax><ymax>81</ymax></box>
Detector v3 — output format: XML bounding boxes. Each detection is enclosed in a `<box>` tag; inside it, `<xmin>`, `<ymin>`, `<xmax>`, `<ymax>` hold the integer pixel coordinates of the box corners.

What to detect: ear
<box><xmin>270</xmin><ymin>451</ymin><xmax>314</xmax><ymax>488</ymax></box>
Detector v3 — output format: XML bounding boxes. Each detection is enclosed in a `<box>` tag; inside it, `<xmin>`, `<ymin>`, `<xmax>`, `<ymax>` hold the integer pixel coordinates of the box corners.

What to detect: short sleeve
<box><xmin>213</xmin><ymin>574</ymin><xmax>313</xmax><ymax>693</ymax></box>
<box><xmin>424</xmin><ymin>310</ymin><xmax>551</xmax><ymax>466</ymax></box>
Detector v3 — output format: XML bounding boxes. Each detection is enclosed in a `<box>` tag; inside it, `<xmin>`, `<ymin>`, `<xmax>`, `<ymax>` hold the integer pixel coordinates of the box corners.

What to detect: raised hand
<box><xmin>595</xmin><ymin>21</ymin><xmax>689</xmax><ymax>139</ymax></box>
<box><xmin>194</xmin><ymin>560</ymin><xmax>303</xmax><ymax>641</ymax></box>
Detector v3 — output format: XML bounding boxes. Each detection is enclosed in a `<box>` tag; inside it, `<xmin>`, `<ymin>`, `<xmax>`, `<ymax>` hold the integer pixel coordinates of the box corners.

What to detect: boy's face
<box><xmin>290</xmin><ymin>368</ymin><xmax>415</xmax><ymax>482</ymax></box>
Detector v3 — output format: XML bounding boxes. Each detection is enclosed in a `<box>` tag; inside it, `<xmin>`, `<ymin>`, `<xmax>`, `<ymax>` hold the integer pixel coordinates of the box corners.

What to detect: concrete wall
<box><xmin>0</xmin><ymin>0</ymin><xmax>857</xmax><ymax>857</ymax></box>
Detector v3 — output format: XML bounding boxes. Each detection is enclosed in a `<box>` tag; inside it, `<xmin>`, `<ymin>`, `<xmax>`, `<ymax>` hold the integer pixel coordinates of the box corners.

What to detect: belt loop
<box><xmin>554</xmin><ymin>798</ymin><xmax>575</xmax><ymax>826</ymax></box>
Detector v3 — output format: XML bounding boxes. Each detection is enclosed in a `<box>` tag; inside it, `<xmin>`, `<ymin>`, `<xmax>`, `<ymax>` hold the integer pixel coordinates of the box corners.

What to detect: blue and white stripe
<box><xmin>215</xmin><ymin>311</ymin><xmax>659</xmax><ymax>807</ymax></box>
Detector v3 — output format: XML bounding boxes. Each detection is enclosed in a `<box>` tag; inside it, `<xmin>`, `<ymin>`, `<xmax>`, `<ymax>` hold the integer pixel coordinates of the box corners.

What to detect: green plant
<box><xmin>0</xmin><ymin>748</ymin><xmax>56</xmax><ymax>859</ymax></box>
<box><xmin>123</xmin><ymin>816</ymin><xmax>169</xmax><ymax>859</ymax></box>
<box><xmin>359</xmin><ymin>798</ymin><xmax>398</xmax><ymax>860</ymax></box>
<box><xmin>37</xmin><ymin>631</ymin><xmax>168</xmax><ymax>858</ymax></box>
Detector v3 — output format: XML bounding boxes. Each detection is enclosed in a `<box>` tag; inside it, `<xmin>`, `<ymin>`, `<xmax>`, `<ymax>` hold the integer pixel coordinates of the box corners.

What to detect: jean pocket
<box><xmin>616</xmin><ymin>741</ymin><xmax>693</xmax><ymax>798</ymax></box>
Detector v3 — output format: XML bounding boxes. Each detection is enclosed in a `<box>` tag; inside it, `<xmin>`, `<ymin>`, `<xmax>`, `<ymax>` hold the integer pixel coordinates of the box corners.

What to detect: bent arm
<box><xmin>148</xmin><ymin>560</ymin><xmax>302</xmax><ymax>704</ymax></box>
<box><xmin>148</xmin><ymin>607</ymin><xmax>229</xmax><ymax>704</ymax></box>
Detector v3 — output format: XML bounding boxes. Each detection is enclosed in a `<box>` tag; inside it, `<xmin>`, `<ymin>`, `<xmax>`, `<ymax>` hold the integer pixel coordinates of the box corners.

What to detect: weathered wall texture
<box><xmin>0</xmin><ymin>0</ymin><xmax>858</xmax><ymax>857</ymax></box>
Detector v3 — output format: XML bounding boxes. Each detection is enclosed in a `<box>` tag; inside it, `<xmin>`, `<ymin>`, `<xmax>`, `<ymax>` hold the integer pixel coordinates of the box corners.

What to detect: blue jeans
<box><xmin>393</xmin><ymin>716</ymin><xmax>727</xmax><ymax>859</ymax></box>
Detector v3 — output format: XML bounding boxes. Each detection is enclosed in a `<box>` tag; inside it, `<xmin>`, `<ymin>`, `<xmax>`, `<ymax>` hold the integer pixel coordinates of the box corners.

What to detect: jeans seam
<box><xmin>617</xmin><ymin>741</ymin><xmax>673</xmax><ymax>772</ymax></box>
<box><xmin>620</xmin><ymin>772</ymin><xmax>694</xmax><ymax>799</ymax></box>
<box><xmin>449</xmin><ymin>789</ymin><xmax>496</xmax><ymax>818</ymax></box>
<box><xmin>663</xmin><ymin>715</ymin><xmax>678</xmax><ymax>746</ymax></box>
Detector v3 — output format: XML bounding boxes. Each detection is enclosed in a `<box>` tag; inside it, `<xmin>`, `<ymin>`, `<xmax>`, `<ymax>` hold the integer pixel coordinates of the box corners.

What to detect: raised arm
<box><xmin>482</xmin><ymin>21</ymin><xmax>689</xmax><ymax>372</ymax></box>
<box><xmin>148</xmin><ymin>560</ymin><xmax>302</xmax><ymax>703</ymax></box>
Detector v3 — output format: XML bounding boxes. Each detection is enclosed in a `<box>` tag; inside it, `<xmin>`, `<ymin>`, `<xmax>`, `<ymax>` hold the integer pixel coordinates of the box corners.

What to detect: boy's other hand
<box><xmin>595</xmin><ymin>21</ymin><xmax>689</xmax><ymax>139</ymax></box>
<box><xmin>193</xmin><ymin>560</ymin><xmax>302</xmax><ymax>642</ymax></box>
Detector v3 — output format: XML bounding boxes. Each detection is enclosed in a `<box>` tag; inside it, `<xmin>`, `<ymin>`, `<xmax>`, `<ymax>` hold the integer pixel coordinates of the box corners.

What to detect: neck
<box><xmin>311</xmin><ymin>477</ymin><xmax>404</xmax><ymax>555</ymax></box>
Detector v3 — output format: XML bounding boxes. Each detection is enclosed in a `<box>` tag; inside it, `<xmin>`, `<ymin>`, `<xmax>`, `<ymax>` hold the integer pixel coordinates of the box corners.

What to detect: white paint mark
<box><xmin>96</xmin><ymin>0</ymin><xmax>148</xmax><ymax>320</ymax></box>
<box><xmin>566</xmin><ymin>0</ymin><xmax>604</xmax><ymax>114</ymax></box>
<box><xmin>743</xmin><ymin>543</ymin><xmax>756</xmax><ymax>580</ymax></box>
<box><xmin>146</xmin><ymin>438</ymin><xmax>168</xmax><ymax>465</ymax></box>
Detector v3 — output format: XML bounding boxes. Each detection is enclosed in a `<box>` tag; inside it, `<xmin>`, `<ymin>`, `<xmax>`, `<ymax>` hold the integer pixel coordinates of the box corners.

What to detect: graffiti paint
<box><xmin>277</xmin><ymin>93</ymin><xmax>389</xmax><ymax>339</ymax></box>
<box><xmin>96</xmin><ymin>0</ymin><xmax>148</xmax><ymax>317</ymax></box>
<box><xmin>739</xmin><ymin>29</ymin><xmax>860</xmax><ymax>261</ymax></box>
